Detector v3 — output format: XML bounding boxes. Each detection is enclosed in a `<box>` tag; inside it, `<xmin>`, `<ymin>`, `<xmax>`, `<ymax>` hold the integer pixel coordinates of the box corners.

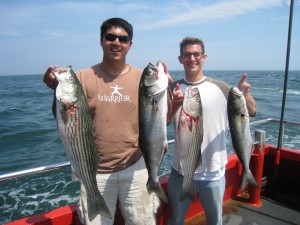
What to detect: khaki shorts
<box><xmin>78</xmin><ymin>157</ymin><xmax>160</xmax><ymax>225</ymax></box>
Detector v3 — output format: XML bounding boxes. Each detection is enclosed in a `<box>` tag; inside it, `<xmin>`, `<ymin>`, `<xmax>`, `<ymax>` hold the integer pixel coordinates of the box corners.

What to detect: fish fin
<box><xmin>147</xmin><ymin>179</ymin><xmax>169</xmax><ymax>203</ymax></box>
<box><xmin>71</xmin><ymin>173</ymin><xmax>79</xmax><ymax>181</ymax></box>
<box><xmin>87</xmin><ymin>193</ymin><xmax>112</xmax><ymax>221</ymax></box>
<box><xmin>180</xmin><ymin>177</ymin><xmax>194</xmax><ymax>201</ymax></box>
<box><xmin>70</xmin><ymin>168</ymin><xmax>79</xmax><ymax>181</ymax></box>
<box><xmin>241</xmin><ymin>171</ymin><xmax>259</xmax><ymax>192</ymax></box>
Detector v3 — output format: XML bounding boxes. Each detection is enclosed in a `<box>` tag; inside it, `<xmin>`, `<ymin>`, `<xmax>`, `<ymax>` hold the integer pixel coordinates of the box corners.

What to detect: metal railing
<box><xmin>1</xmin><ymin>118</ymin><xmax>299</xmax><ymax>182</ymax></box>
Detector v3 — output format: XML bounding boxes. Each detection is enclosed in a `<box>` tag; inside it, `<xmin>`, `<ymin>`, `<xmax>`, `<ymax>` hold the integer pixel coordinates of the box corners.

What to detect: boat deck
<box><xmin>186</xmin><ymin>184</ymin><xmax>300</xmax><ymax>225</ymax></box>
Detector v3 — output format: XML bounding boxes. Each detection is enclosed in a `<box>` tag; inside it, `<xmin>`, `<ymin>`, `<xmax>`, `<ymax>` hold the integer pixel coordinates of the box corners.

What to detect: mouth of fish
<box><xmin>53</xmin><ymin>67</ymin><xmax>72</xmax><ymax>81</ymax></box>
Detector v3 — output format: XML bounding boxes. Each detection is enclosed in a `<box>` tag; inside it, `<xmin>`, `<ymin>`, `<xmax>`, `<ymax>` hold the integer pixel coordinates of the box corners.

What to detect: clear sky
<box><xmin>0</xmin><ymin>0</ymin><xmax>299</xmax><ymax>75</ymax></box>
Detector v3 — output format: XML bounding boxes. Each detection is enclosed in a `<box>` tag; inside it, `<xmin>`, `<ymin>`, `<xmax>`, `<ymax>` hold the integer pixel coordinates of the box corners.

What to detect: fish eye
<box><xmin>69</xmin><ymin>77</ymin><xmax>74</xmax><ymax>83</ymax></box>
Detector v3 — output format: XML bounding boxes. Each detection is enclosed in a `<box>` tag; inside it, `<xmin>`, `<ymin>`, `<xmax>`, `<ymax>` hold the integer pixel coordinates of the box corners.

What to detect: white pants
<box><xmin>77</xmin><ymin>157</ymin><xmax>160</xmax><ymax>225</ymax></box>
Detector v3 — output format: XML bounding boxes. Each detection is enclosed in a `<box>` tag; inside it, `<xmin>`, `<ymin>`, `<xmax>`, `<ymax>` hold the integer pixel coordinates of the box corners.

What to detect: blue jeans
<box><xmin>167</xmin><ymin>168</ymin><xmax>225</xmax><ymax>225</ymax></box>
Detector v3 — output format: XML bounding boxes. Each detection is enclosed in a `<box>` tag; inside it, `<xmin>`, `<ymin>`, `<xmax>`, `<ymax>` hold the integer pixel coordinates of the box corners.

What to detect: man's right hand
<box><xmin>43</xmin><ymin>66</ymin><xmax>58</xmax><ymax>90</ymax></box>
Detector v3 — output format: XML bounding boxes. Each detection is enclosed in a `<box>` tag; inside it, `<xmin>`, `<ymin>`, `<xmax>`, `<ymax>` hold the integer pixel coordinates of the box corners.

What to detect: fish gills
<box><xmin>54</xmin><ymin>66</ymin><xmax>111</xmax><ymax>221</ymax></box>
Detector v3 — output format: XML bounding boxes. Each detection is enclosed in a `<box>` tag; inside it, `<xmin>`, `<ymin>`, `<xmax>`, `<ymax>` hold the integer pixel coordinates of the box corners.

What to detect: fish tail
<box><xmin>241</xmin><ymin>171</ymin><xmax>259</xmax><ymax>192</ymax></box>
<box><xmin>180</xmin><ymin>178</ymin><xmax>194</xmax><ymax>201</ymax></box>
<box><xmin>147</xmin><ymin>179</ymin><xmax>169</xmax><ymax>203</ymax></box>
<box><xmin>87</xmin><ymin>194</ymin><xmax>112</xmax><ymax>221</ymax></box>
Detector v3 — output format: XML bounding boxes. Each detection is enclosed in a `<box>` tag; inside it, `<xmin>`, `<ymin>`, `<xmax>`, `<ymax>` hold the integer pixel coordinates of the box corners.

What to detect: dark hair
<box><xmin>100</xmin><ymin>18</ymin><xmax>133</xmax><ymax>41</ymax></box>
<box><xmin>179</xmin><ymin>37</ymin><xmax>205</xmax><ymax>55</ymax></box>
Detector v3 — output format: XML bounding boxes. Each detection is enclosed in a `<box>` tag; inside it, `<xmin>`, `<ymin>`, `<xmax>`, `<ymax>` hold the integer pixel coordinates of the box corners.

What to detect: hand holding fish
<box><xmin>43</xmin><ymin>66</ymin><xmax>59</xmax><ymax>90</ymax></box>
<box><xmin>228</xmin><ymin>87</ymin><xmax>258</xmax><ymax>191</ymax></box>
<box><xmin>139</xmin><ymin>61</ymin><xmax>169</xmax><ymax>203</ymax></box>
<box><xmin>55</xmin><ymin>66</ymin><xmax>111</xmax><ymax>220</ymax></box>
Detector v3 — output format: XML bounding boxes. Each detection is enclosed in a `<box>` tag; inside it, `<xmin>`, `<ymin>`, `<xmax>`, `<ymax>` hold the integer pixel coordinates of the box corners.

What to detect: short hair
<box><xmin>100</xmin><ymin>18</ymin><xmax>133</xmax><ymax>41</ymax></box>
<box><xmin>179</xmin><ymin>37</ymin><xmax>205</xmax><ymax>55</ymax></box>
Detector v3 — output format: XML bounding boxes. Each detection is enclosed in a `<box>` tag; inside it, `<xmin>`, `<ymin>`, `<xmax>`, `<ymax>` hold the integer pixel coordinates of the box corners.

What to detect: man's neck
<box><xmin>100</xmin><ymin>60</ymin><xmax>129</xmax><ymax>77</ymax></box>
<box><xmin>185</xmin><ymin>71</ymin><xmax>204</xmax><ymax>83</ymax></box>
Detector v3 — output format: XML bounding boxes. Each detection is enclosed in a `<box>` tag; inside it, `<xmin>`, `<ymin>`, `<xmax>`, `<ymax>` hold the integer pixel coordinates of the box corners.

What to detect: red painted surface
<box><xmin>248</xmin><ymin>144</ymin><xmax>265</xmax><ymax>207</ymax></box>
<box><xmin>5</xmin><ymin>144</ymin><xmax>300</xmax><ymax>225</ymax></box>
<box><xmin>5</xmin><ymin>204</ymin><xmax>81</xmax><ymax>225</ymax></box>
<box><xmin>267</xmin><ymin>145</ymin><xmax>300</xmax><ymax>162</ymax></box>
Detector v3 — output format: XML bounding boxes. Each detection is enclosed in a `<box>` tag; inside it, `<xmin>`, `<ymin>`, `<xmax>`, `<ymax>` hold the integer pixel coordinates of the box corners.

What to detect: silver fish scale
<box><xmin>55</xmin><ymin>67</ymin><xmax>111</xmax><ymax>220</ymax></box>
<box><xmin>228</xmin><ymin>87</ymin><xmax>257</xmax><ymax>191</ymax></box>
<box><xmin>139</xmin><ymin>61</ymin><xmax>169</xmax><ymax>203</ymax></box>
<box><xmin>67</xmin><ymin>104</ymin><xmax>96</xmax><ymax>192</ymax></box>
<box><xmin>177</xmin><ymin>86</ymin><xmax>203</xmax><ymax>200</ymax></box>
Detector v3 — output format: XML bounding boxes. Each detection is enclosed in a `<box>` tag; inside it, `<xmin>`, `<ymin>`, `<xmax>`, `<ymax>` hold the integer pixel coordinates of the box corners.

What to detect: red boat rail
<box><xmin>4</xmin><ymin>118</ymin><xmax>300</xmax><ymax>225</ymax></box>
<box><xmin>7</xmin><ymin>142</ymin><xmax>300</xmax><ymax>225</ymax></box>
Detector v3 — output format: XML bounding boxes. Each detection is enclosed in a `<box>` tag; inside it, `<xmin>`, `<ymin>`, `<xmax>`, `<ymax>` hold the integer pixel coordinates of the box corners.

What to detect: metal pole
<box><xmin>0</xmin><ymin>161</ymin><xmax>70</xmax><ymax>182</ymax></box>
<box><xmin>271</xmin><ymin>0</ymin><xmax>294</xmax><ymax>194</ymax></box>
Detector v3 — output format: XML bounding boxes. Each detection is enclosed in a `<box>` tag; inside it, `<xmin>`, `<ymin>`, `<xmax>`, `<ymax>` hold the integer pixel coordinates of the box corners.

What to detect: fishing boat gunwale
<box><xmin>3</xmin><ymin>118</ymin><xmax>300</xmax><ymax>225</ymax></box>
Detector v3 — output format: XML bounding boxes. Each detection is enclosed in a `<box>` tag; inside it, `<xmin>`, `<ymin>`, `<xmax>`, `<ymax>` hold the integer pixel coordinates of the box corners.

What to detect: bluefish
<box><xmin>139</xmin><ymin>61</ymin><xmax>170</xmax><ymax>203</ymax></box>
<box><xmin>228</xmin><ymin>87</ymin><xmax>258</xmax><ymax>191</ymax></box>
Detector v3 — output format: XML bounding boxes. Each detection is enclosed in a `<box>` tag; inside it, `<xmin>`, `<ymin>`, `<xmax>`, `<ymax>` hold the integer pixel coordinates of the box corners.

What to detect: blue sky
<box><xmin>0</xmin><ymin>0</ymin><xmax>299</xmax><ymax>75</ymax></box>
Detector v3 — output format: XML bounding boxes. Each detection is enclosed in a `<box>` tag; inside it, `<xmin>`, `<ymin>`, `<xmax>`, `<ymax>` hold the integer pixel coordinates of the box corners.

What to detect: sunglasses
<box><xmin>103</xmin><ymin>33</ymin><xmax>131</xmax><ymax>43</ymax></box>
<box><xmin>182</xmin><ymin>52</ymin><xmax>204</xmax><ymax>59</ymax></box>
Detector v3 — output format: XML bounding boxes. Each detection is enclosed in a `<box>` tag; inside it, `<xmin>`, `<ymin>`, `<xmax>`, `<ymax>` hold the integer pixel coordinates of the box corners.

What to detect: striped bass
<box><xmin>228</xmin><ymin>87</ymin><xmax>258</xmax><ymax>191</ymax></box>
<box><xmin>54</xmin><ymin>66</ymin><xmax>111</xmax><ymax>221</ymax></box>
<box><xmin>177</xmin><ymin>86</ymin><xmax>203</xmax><ymax>200</ymax></box>
<box><xmin>139</xmin><ymin>61</ymin><xmax>169</xmax><ymax>203</ymax></box>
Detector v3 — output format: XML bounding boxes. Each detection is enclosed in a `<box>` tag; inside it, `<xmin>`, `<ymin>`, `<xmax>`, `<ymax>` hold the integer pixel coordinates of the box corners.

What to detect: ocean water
<box><xmin>0</xmin><ymin>70</ymin><xmax>299</xmax><ymax>224</ymax></box>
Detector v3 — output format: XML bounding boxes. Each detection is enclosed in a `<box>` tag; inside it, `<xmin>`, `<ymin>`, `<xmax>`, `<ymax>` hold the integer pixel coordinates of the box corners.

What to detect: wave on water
<box><xmin>0</xmin><ymin>71</ymin><xmax>299</xmax><ymax>223</ymax></box>
<box><xmin>285</xmin><ymin>89</ymin><xmax>300</xmax><ymax>95</ymax></box>
<box><xmin>0</xmin><ymin>168</ymin><xmax>80</xmax><ymax>224</ymax></box>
